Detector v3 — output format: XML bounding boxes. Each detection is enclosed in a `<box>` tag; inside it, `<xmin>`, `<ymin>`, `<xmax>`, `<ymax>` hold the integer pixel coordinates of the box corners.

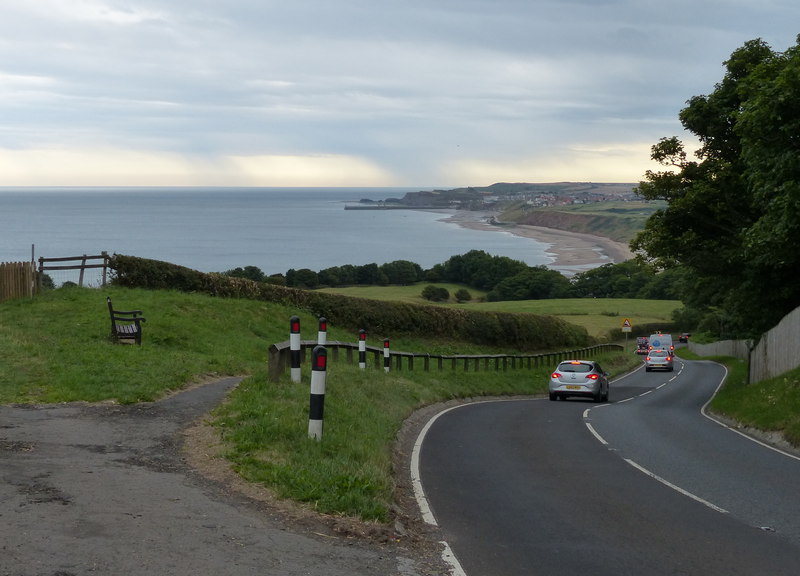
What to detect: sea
<box><xmin>0</xmin><ymin>186</ymin><xmax>558</xmax><ymax>285</ymax></box>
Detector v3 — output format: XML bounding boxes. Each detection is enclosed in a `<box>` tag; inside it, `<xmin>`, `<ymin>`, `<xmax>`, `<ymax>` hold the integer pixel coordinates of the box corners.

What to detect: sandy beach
<box><xmin>440</xmin><ymin>210</ymin><xmax>634</xmax><ymax>274</ymax></box>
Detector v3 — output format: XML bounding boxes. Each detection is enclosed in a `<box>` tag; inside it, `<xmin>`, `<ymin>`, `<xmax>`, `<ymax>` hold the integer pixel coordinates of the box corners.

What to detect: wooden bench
<box><xmin>107</xmin><ymin>297</ymin><xmax>146</xmax><ymax>345</ymax></box>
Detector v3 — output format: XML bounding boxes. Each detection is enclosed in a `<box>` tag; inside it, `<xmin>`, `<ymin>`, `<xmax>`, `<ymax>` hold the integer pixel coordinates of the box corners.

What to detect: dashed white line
<box><xmin>623</xmin><ymin>458</ymin><xmax>729</xmax><ymax>514</ymax></box>
<box><xmin>584</xmin><ymin>361</ymin><xmax>729</xmax><ymax>514</ymax></box>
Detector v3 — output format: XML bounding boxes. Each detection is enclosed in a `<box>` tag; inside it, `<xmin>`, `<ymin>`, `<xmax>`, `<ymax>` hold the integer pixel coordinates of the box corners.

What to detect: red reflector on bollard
<box><xmin>312</xmin><ymin>346</ymin><xmax>327</xmax><ymax>370</ymax></box>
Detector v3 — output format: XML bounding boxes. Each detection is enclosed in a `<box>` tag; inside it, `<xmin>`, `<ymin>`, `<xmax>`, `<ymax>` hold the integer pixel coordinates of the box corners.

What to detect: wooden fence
<box><xmin>268</xmin><ymin>340</ymin><xmax>623</xmax><ymax>382</ymax></box>
<box><xmin>0</xmin><ymin>261</ymin><xmax>37</xmax><ymax>303</ymax></box>
<box><xmin>38</xmin><ymin>252</ymin><xmax>110</xmax><ymax>289</ymax></box>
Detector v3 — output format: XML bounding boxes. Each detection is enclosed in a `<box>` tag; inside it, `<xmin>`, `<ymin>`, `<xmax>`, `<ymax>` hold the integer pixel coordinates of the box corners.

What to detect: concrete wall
<box><xmin>687</xmin><ymin>305</ymin><xmax>800</xmax><ymax>383</ymax></box>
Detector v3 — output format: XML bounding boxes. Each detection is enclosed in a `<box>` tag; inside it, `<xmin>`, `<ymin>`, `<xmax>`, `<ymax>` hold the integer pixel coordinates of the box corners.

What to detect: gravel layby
<box><xmin>0</xmin><ymin>377</ymin><xmax>452</xmax><ymax>576</ymax></box>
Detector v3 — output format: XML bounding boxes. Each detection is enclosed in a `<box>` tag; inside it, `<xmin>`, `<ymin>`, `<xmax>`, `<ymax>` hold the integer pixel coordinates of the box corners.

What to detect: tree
<box><xmin>421</xmin><ymin>285</ymin><xmax>450</xmax><ymax>302</ymax></box>
<box><xmin>356</xmin><ymin>263</ymin><xmax>383</xmax><ymax>285</ymax></box>
<box><xmin>380</xmin><ymin>260</ymin><xmax>423</xmax><ymax>285</ymax></box>
<box><xmin>487</xmin><ymin>266</ymin><xmax>571</xmax><ymax>301</ymax></box>
<box><xmin>570</xmin><ymin>260</ymin><xmax>667</xmax><ymax>299</ymax></box>
<box><xmin>224</xmin><ymin>265</ymin><xmax>265</xmax><ymax>282</ymax></box>
<box><xmin>455</xmin><ymin>288</ymin><xmax>472</xmax><ymax>302</ymax></box>
<box><xmin>436</xmin><ymin>250</ymin><xmax>527</xmax><ymax>290</ymax></box>
<box><xmin>286</xmin><ymin>268</ymin><xmax>319</xmax><ymax>289</ymax></box>
<box><xmin>632</xmin><ymin>37</ymin><xmax>800</xmax><ymax>337</ymax></box>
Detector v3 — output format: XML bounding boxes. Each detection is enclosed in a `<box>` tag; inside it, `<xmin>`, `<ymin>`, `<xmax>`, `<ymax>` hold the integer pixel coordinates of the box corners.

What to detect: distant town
<box><xmin>347</xmin><ymin>182</ymin><xmax>640</xmax><ymax>210</ymax></box>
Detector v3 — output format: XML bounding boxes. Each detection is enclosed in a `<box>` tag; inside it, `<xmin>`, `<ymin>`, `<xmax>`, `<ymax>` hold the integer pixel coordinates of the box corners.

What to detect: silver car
<box><xmin>549</xmin><ymin>360</ymin><xmax>609</xmax><ymax>402</ymax></box>
<box><xmin>645</xmin><ymin>349</ymin><xmax>674</xmax><ymax>372</ymax></box>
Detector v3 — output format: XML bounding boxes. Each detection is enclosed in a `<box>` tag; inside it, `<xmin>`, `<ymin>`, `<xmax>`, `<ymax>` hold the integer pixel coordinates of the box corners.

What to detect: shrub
<box><xmin>455</xmin><ymin>288</ymin><xmax>472</xmax><ymax>302</ymax></box>
<box><xmin>421</xmin><ymin>285</ymin><xmax>450</xmax><ymax>302</ymax></box>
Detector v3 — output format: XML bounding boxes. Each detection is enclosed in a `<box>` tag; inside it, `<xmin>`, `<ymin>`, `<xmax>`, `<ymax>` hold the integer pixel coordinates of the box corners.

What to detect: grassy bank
<box><xmin>678</xmin><ymin>348</ymin><xmax>800</xmax><ymax>447</ymax></box>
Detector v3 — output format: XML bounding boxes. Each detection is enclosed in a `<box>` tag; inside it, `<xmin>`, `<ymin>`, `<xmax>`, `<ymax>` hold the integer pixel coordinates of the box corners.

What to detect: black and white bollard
<box><xmin>308</xmin><ymin>345</ymin><xmax>327</xmax><ymax>441</ymax></box>
<box><xmin>358</xmin><ymin>329</ymin><xmax>367</xmax><ymax>369</ymax></box>
<box><xmin>290</xmin><ymin>316</ymin><xmax>301</xmax><ymax>383</ymax></box>
<box><xmin>317</xmin><ymin>317</ymin><xmax>327</xmax><ymax>346</ymax></box>
<box><xmin>383</xmin><ymin>338</ymin><xmax>391</xmax><ymax>373</ymax></box>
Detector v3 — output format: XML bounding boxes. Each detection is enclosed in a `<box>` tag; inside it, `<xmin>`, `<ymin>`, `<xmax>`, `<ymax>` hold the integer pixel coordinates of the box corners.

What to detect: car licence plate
<box><xmin>566</xmin><ymin>385</ymin><xmax>581</xmax><ymax>390</ymax></box>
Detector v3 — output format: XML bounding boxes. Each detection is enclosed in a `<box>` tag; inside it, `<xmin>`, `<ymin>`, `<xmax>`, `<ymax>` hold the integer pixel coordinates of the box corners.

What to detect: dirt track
<box><xmin>0</xmin><ymin>377</ymin><xmax>447</xmax><ymax>576</ymax></box>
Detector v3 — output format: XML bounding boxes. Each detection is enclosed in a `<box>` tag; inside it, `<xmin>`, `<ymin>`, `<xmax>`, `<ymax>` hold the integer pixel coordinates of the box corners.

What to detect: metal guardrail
<box><xmin>267</xmin><ymin>340</ymin><xmax>623</xmax><ymax>382</ymax></box>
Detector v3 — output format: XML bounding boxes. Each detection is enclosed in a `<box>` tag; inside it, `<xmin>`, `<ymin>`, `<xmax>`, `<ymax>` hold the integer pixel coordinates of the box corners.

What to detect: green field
<box><xmin>318</xmin><ymin>284</ymin><xmax>681</xmax><ymax>338</ymax></box>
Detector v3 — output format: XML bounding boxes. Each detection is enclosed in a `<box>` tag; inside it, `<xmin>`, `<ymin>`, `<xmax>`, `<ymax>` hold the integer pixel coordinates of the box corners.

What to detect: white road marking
<box><xmin>585</xmin><ymin>359</ymin><xmax>728</xmax><ymax>514</ymax></box>
<box><xmin>412</xmin><ymin>401</ymin><xmax>502</xmax><ymax>576</ymax></box>
<box><xmin>699</xmin><ymin>363</ymin><xmax>800</xmax><ymax>462</ymax></box>
<box><xmin>623</xmin><ymin>458</ymin><xmax>729</xmax><ymax>514</ymax></box>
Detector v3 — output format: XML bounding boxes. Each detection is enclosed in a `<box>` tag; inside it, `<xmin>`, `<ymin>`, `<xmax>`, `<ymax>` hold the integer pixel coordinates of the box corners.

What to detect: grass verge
<box><xmin>678</xmin><ymin>348</ymin><xmax>800</xmax><ymax>447</ymax></box>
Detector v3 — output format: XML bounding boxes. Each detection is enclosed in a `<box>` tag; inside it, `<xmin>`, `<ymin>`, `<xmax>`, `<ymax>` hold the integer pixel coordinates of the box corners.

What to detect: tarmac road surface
<box><xmin>0</xmin><ymin>377</ymin><xmax>439</xmax><ymax>576</ymax></box>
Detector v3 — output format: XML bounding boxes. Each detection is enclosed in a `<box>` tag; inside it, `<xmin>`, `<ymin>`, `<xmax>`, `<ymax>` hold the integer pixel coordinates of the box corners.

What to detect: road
<box><xmin>0</xmin><ymin>377</ymin><xmax>434</xmax><ymax>576</ymax></box>
<box><xmin>417</xmin><ymin>357</ymin><xmax>800</xmax><ymax>575</ymax></box>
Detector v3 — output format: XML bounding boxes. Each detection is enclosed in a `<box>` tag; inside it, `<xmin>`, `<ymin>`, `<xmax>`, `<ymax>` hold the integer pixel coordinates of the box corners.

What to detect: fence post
<box><xmin>101</xmin><ymin>251</ymin><xmax>109</xmax><ymax>286</ymax></box>
<box><xmin>308</xmin><ymin>346</ymin><xmax>327</xmax><ymax>441</ymax></box>
<box><xmin>358</xmin><ymin>329</ymin><xmax>367</xmax><ymax>369</ymax></box>
<box><xmin>383</xmin><ymin>338</ymin><xmax>391</xmax><ymax>373</ymax></box>
<box><xmin>290</xmin><ymin>316</ymin><xmax>301</xmax><ymax>383</ymax></box>
<box><xmin>78</xmin><ymin>254</ymin><xmax>87</xmax><ymax>287</ymax></box>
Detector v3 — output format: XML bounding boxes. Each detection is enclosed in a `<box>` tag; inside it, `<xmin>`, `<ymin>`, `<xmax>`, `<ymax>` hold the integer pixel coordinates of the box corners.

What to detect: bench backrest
<box><xmin>107</xmin><ymin>297</ymin><xmax>145</xmax><ymax>344</ymax></box>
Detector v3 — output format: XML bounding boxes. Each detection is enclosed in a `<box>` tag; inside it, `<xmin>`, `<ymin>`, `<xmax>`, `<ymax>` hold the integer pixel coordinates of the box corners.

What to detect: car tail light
<box><xmin>645</xmin><ymin>356</ymin><xmax>651</xmax><ymax>361</ymax></box>
<box><xmin>586</xmin><ymin>374</ymin><xmax>599</xmax><ymax>380</ymax></box>
<box><xmin>551</xmin><ymin>372</ymin><xmax>562</xmax><ymax>379</ymax></box>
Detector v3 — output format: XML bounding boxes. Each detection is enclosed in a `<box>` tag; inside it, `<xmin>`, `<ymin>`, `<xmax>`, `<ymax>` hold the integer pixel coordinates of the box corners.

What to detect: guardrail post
<box><xmin>317</xmin><ymin>317</ymin><xmax>327</xmax><ymax>345</ymax></box>
<box><xmin>308</xmin><ymin>346</ymin><xmax>327</xmax><ymax>441</ymax></box>
<box><xmin>290</xmin><ymin>316</ymin><xmax>301</xmax><ymax>383</ymax></box>
<box><xmin>383</xmin><ymin>338</ymin><xmax>391</xmax><ymax>373</ymax></box>
<box><xmin>358</xmin><ymin>329</ymin><xmax>367</xmax><ymax>369</ymax></box>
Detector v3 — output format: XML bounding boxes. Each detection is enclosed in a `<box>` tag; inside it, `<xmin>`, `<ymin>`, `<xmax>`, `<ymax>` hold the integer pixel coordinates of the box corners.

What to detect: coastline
<box><xmin>439</xmin><ymin>210</ymin><xmax>634</xmax><ymax>274</ymax></box>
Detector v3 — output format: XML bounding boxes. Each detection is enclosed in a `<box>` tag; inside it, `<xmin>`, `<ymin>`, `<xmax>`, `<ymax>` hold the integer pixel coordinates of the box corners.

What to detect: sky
<box><xmin>0</xmin><ymin>0</ymin><xmax>798</xmax><ymax>189</ymax></box>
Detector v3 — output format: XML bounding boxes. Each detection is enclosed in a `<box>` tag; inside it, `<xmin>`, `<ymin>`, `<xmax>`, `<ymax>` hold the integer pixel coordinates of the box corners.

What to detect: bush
<box><xmin>421</xmin><ymin>285</ymin><xmax>450</xmax><ymax>302</ymax></box>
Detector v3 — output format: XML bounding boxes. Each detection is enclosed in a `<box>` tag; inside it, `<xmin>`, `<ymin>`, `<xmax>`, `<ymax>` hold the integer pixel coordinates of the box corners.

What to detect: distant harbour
<box><xmin>343</xmin><ymin>204</ymin><xmax>442</xmax><ymax>210</ymax></box>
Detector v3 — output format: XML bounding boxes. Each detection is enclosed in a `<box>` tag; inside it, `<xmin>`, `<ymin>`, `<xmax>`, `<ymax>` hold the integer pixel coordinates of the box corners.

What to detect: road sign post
<box><xmin>621</xmin><ymin>318</ymin><xmax>633</xmax><ymax>352</ymax></box>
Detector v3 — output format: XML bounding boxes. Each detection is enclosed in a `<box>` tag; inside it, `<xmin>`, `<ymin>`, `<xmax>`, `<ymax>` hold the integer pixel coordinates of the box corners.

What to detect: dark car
<box><xmin>679</xmin><ymin>332</ymin><xmax>691</xmax><ymax>343</ymax></box>
<box><xmin>635</xmin><ymin>336</ymin><xmax>649</xmax><ymax>354</ymax></box>
<box><xmin>549</xmin><ymin>360</ymin><xmax>609</xmax><ymax>402</ymax></box>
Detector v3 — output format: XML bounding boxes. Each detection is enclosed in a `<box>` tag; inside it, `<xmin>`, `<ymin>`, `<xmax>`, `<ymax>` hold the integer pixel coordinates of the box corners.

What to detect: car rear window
<box><xmin>651</xmin><ymin>350</ymin><xmax>668</xmax><ymax>357</ymax></box>
<box><xmin>559</xmin><ymin>362</ymin><xmax>592</xmax><ymax>373</ymax></box>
